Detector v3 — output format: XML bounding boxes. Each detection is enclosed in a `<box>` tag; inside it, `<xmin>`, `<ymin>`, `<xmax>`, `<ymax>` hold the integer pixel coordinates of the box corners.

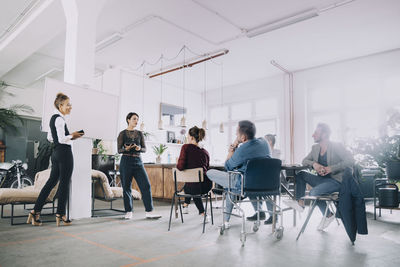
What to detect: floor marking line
<box><xmin>120</xmin><ymin>242</ymin><xmax>215</xmax><ymax>267</ymax></box>
<box><xmin>53</xmin><ymin>229</ymin><xmax>145</xmax><ymax>262</ymax></box>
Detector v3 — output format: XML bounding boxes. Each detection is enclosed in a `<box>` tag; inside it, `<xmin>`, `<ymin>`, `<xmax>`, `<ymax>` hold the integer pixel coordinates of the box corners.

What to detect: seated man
<box><xmin>207</xmin><ymin>120</ymin><xmax>271</xmax><ymax>229</ymax></box>
<box><xmin>285</xmin><ymin>123</ymin><xmax>354</xmax><ymax>230</ymax></box>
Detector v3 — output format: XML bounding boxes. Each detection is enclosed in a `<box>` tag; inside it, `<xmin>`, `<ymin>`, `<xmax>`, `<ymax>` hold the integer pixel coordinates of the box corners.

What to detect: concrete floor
<box><xmin>0</xmin><ymin>199</ymin><xmax>399</xmax><ymax>267</ymax></box>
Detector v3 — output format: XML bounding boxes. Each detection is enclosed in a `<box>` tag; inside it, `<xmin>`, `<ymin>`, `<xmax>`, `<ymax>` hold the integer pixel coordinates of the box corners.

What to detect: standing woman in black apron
<box><xmin>27</xmin><ymin>93</ymin><xmax>84</xmax><ymax>226</ymax></box>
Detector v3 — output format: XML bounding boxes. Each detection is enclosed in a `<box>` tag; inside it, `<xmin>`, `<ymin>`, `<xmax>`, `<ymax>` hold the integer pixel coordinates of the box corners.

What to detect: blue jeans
<box><xmin>295</xmin><ymin>171</ymin><xmax>341</xmax><ymax>214</ymax></box>
<box><xmin>207</xmin><ymin>169</ymin><xmax>241</xmax><ymax>221</ymax></box>
<box><xmin>120</xmin><ymin>156</ymin><xmax>153</xmax><ymax>212</ymax></box>
<box><xmin>250</xmin><ymin>197</ymin><xmax>273</xmax><ymax>216</ymax></box>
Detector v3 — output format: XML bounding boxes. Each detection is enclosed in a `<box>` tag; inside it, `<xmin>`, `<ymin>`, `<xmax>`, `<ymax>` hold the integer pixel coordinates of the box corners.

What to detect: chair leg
<box><xmin>209</xmin><ymin>193</ymin><xmax>214</xmax><ymax>225</ymax></box>
<box><xmin>222</xmin><ymin>192</ymin><xmax>226</xmax><ymax>227</ymax></box>
<box><xmin>168</xmin><ymin>195</ymin><xmax>175</xmax><ymax>231</ymax></box>
<box><xmin>1</xmin><ymin>204</ymin><xmax>3</xmax><ymax>218</ymax></box>
<box><xmin>329</xmin><ymin>201</ymin><xmax>340</xmax><ymax>226</ymax></box>
<box><xmin>320</xmin><ymin>200</ymin><xmax>330</xmax><ymax>227</ymax></box>
<box><xmin>11</xmin><ymin>203</ymin><xmax>14</xmax><ymax>226</ymax></box>
<box><xmin>272</xmin><ymin>195</ymin><xmax>277</xmax><ymax>233</ymax></box>
<box><xmin>203</xmin><ymin>195</ymin><xmax>208</xmax><ymax>233</ymax></box>
<box><xmin>296</xmin><ymin>200</ymin><xmax>317</xmax><ymax>241</ymax></box>
<box><xmin>178</xmin><ymin>198</ymin><xmax>184</xmax><ymax>223</ymax></box>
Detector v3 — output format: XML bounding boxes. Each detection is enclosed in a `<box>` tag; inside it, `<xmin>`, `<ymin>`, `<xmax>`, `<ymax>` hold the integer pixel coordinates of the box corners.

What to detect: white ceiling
<box><xmin>1</xmin><ymin>0</ymin><xmax>400</xmax><ymax>92</ymax></box>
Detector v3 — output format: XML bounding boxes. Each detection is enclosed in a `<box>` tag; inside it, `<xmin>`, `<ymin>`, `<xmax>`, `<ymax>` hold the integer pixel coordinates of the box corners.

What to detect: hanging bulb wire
<box><xmin>158</xmin><ymin>56</ymin><xmax>164</xmax><ymax>130</ymax></box>
<box><xmin>141</xmin><ymin>63</ymin><xmax>145</xmax><ymax>131</ymax></box>
<box><xmin>181</xmin><ymin>46</ymin><xmax>187</xmax><ymax>128</ymax></box>
<box><xmin>202</xmin><ymin>60</ymin><xmax>207</xmax><ymax>130</ymax></box>
<box><xmin>219</xmin><ymin>63</ymin><xmax>224</xmax><ymax>133</ymax></box>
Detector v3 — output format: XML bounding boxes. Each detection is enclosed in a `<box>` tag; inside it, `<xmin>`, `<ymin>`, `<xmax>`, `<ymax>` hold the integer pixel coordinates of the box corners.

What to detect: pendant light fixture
<box><xmin>219</xmin><ymin>62</ymin><xmax>224</xmax><ymax>133</ymax></box>
<box><xmin>140</xmin><ymin>62</ymin><xmax>145</xmax><ymax>131</ymax></box>
<box><xmin>202</xmin><ymin>60</ymin><xmax>208</xmax><ymax>130</ymax></box>
<box><xmin>180</xmin><ymin>47</ymin><xmax>187</xmax><ymax>128</ymax></box>
<box><xmin>158</xmin><ymin>56</ymin><xmax>164</xmax><ymax>130</ymax></box>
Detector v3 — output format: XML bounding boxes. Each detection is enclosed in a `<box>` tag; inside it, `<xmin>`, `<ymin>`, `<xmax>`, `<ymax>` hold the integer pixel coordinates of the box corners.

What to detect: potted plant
<box><xmin>352</xmin><ymin>108</ymin><xmax>400</xmax><ymax>196</ymax></box>
<box><xmin>152</xmin><ymin>144</ymin><xmax>168</xmax><ymax>164</ymax></box>
<box><xmin>92</xmin><ymin>139</ymin><xmax>102</xmax><ymax>154</ymax></box>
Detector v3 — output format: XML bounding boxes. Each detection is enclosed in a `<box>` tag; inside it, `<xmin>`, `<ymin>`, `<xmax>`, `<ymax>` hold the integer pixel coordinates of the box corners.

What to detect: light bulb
<box><xmin>219</xmin><ymin>123</ymin><xmax>224</xmax><ymax>133</ymax></box>
<box><xmin>202</xmin><ymin>120</ymin><xmax>207</xmax><ymax>130</ymax></box>
<box><xmin>158</xmin><ymin>119</ymin><xmax>163</xmax><ymax>130</ymax></box>
<box><xmin>140</xmin><ymin>122</ymin><xmax>145</xmax><ymax>131</ymax></box>
<box><xmin>180</xmin><ymin>116</ymin><xmax>186</xmax><ymax>128</ymax></box>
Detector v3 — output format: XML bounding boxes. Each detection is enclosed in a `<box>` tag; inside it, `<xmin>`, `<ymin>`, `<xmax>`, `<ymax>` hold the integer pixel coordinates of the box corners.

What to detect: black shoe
<box><xmin>246</xmin><ymin>212</ymin><xmax>266</xmax><ymax>221</ymax></box>
<box><xmin>264</xmin><ymin>216</ymin><xmax>278</xmax><ymax>225</ymax></box>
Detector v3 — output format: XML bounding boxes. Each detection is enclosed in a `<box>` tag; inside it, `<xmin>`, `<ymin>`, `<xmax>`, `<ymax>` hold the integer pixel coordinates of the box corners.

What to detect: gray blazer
<box><xmin>302</xmin><ymin>142</ymin><xmax>354</xmax><ymax>183</ymax></box>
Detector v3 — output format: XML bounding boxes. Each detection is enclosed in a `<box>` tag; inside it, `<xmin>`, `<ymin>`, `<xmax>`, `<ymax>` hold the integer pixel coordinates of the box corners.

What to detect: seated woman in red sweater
<box><xmin>176</xmin><ymin>126</ymin><xmax>211</xmax><ymax>221</ymax></box>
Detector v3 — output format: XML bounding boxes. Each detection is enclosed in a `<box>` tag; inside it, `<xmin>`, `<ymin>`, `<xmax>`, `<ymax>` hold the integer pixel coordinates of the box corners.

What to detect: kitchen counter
<box><xmin>134</xmin><ymin>164</ymin><xmax>224</xmax><ymax>199</ymax></box>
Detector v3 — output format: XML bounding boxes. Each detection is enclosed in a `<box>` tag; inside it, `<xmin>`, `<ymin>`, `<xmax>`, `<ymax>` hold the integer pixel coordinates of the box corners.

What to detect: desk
<box><xmin>280</xmin><ymin>165</ymin><xmax>308</xmax><ymax>226</ymax></box>
<box><xmin>281</xmin><ymin>165</ymin><xmax>308</xmax><ymax>198</ymax></box>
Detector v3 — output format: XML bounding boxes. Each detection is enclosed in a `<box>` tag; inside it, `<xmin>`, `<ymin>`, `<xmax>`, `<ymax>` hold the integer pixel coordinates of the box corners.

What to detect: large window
<box><xmin>307</xmin><ymin>74</ymin><xmax>399</xmax><ymax>148</ymax></box>
<box><xmin>208</xmin><ymin>96</ymin><xmax>281</xmax><ymax>163</ymax></box>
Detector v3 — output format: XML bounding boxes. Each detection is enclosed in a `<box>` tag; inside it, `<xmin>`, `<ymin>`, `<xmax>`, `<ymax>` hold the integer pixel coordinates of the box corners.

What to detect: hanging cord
<box><xmin>124</xmin><ymin>45</ymin><xmax>223</xmax><ymax>74</ymax></box>
<box><xmin>182</xmin><ymin>47</ymin><xmax>186</xmax><ymax>116</ymax></box>
<box><xmin>160</xmin><ymin>55</ymin><xmax>163</xmax><ymax>102</ymax></box>
<box><xmin>142</xmin><ymin>63</ymin><xmax>145</xmax><ymax>119</ymax></box>
<box><xmin>220</xmin><ymin>62</ymin><xmax>224</xmax><ymax>107</ymax></box>
<box><xmin>203</xmin><ymin>60</ymin><xmax>207</xmax><ymax>120</ymax></box>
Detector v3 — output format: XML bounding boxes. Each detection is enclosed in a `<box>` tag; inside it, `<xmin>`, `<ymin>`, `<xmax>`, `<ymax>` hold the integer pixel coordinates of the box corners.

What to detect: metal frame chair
<box><xmin>296</xmin><ymin>192</ymin><xmax>340</xmax><ymax>241</ymax></box>
<box><xmin>219</xmin><ymin>158</ymin><xmax>283</xmax><ymax>246</ymax></box>
<box><xmin>168</xmin><ymin>168</ymin><xmax>214</xmax><ymax>233</ymax></box>
<box><xmin>91</xmin><ymin>176</ymin><xmax>125</xmax><ymax>217</ymax></box>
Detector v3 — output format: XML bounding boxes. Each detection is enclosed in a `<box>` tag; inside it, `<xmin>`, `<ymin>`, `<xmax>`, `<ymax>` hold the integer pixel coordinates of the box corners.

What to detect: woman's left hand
<box><xmin>134</xmin><ymin>144</ymin><xmax>141</xmax><ymax>151</ymax></box>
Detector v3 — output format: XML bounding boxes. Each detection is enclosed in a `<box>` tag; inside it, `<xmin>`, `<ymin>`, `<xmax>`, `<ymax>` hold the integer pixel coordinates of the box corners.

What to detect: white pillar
<box><xmin>61</xmin><ymin>0</ymin><xmax>106</xmax><ymax>219</ymax></box>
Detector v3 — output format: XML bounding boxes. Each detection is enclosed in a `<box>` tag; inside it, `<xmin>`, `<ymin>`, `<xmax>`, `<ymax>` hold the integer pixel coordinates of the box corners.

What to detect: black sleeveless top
<box><xmin>50</xmin><ymin>114</ymin><xmax>70</xmax><ymax>148</ymax></box>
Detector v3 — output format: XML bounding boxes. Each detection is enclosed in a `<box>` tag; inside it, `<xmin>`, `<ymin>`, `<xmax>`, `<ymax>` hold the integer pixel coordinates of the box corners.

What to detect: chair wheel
<box><xmin>253</xmin><ymin>224</ymin><xmax>259</xmax><ymax>232</ymax></box>
<box><xmin>220</xmin><ymin>226</ymin><xmax>225</xmax><ymax>235</ymax></box>
<box><xmin>275</xmin><ymin>226</ymin><xmax>284</xmax><ymax>240</ymax></box>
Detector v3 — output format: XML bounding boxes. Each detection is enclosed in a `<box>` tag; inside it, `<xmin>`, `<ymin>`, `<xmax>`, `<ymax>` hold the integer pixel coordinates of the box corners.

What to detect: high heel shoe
<box><xmin>27</xmin><ymin>211</ymin><xmax>42</xmax><ymax>226</ymax></box>
<box><xmin>56</xmin><ymin>214</ymin><xmax>71</xmax><ymax>227</ymax></box>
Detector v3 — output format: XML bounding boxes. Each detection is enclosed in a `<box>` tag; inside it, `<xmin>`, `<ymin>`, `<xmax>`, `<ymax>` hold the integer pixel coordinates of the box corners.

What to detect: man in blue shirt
<box><xmin>207</xmin><ymin>120</ymin><xmax>270</xmax><ymax>229</ymax></box>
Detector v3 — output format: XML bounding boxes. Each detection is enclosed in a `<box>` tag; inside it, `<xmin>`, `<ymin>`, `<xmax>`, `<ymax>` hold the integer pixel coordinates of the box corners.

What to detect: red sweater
<box><xmin>177</xmin><ymin>144</ymin><xmax>211</xmax><ymax>186</ymax></box>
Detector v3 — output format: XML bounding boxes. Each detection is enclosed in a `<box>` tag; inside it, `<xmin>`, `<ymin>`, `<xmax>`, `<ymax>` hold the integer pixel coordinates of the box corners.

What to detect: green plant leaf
<box><xmin>152</xmin><ymin>144</ymin><xmax>168</xmax><ymax>156</ymax></box>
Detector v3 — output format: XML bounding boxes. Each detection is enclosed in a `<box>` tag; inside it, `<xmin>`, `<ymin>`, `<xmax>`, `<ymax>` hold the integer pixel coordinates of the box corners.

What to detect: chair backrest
<box><xmin>172</xmin><ymin>168</ymin><xmax>204</xmax><ymax>183</ymax></box>
<box><xmin>244</xmin><ymin>157</ymin><xmax>282</xmax><ymax>192</ymax></box>
<box><xmin>91</xmin><ymin>169</ymin><xmax>114</xmax><ymax>199</ymax></box>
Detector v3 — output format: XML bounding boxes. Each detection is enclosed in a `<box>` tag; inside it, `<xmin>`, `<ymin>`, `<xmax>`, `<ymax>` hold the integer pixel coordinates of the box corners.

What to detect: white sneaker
<box><xmin>319</xmin><ymin>215</ymin><xmax>335</xmax><ymax>230</ymax></box>
<box><xmin>283</xmin><ymin>199</ymin><xmax>305</xmax><ymax>213</ymax></box>
<box><xmin>182</xmin><ymin>206</ymin><xmax>189</xmax><ymax>214</ymax></box>
<box><xmin>145</xmin><ymin>211</ymin><xmax>162</xmax><ymax>219</ymax></box>
<box><xmin>124</xmin><ymin>212</ymin><xmax>133</xmax><ymax>220</ymax></box>
<box><xmin>220</xmin><ymin>221</ymin><xmax>230</xmax><ymax>229</ymax></box>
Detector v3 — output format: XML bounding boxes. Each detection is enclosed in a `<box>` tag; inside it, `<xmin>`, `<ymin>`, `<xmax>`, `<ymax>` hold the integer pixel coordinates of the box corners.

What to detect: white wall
<box><xmin>115</xmin><ymin>68</ymin><xmax>203</xmax><ymax>163</ymax></box>
<box><xmin>1</xmin><ymin>85</ymin><xmax>44</xmax><ymax>118</ymax></box>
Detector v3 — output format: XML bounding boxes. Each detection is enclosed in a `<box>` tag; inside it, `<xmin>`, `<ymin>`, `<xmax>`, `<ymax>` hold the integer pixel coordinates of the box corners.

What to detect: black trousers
<box><xmin>184</xmin><ymin>182</ymin><xmax>212</xmax><ymax>214</ymax></box>
<box><xmin>34</xmin><ymin>145</ymin><xmax>73</xmax><ymax>215</ymax></box>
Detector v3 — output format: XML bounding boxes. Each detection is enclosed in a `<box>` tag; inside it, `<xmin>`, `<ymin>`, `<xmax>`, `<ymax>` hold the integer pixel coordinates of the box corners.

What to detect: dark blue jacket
<box><xmin>338</xmin><ymin>169</ymin><xmax>368</xmax><ymax>244</ymax></box>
